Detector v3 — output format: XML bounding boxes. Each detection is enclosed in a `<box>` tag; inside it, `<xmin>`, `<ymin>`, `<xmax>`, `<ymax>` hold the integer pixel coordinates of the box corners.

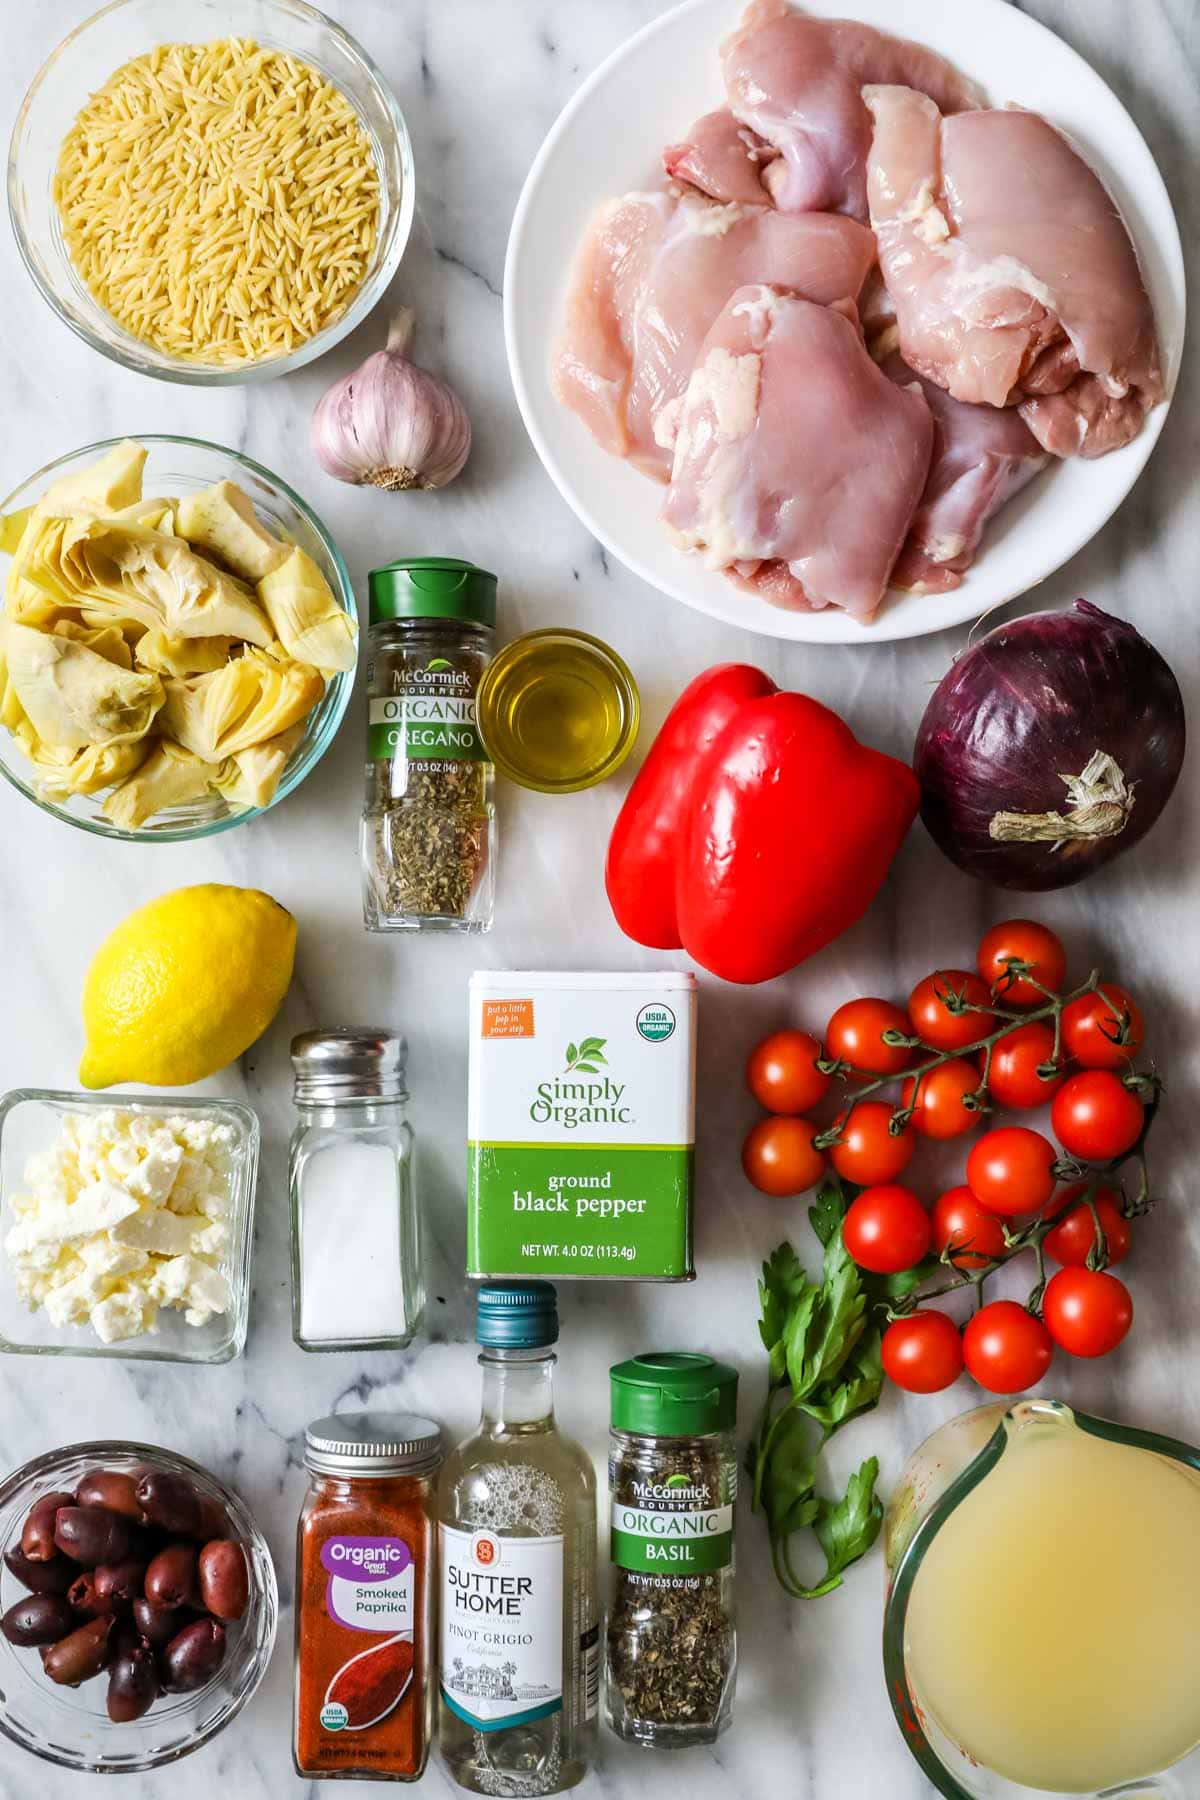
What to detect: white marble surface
<box><xmin>0</xmin><ymin>1</ymin><xmax>1196</xmax><ymax>1795</ymax></box>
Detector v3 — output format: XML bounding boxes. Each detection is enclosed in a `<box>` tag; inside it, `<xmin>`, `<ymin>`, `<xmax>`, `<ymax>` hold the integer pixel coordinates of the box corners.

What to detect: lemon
<box><xmin>80</xmin><ymin>884</ymin><xmax>296</xmax><ymax>1089</ymax></box>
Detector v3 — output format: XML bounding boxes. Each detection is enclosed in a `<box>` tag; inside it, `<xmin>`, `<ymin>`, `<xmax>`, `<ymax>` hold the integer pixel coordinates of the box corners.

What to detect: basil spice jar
<box><xmin>362</xmin><ymin>558</ymin><xmax>496</xmax><ymax>932</ymax></box>
<box><xmin>606</xmin><ymin>1353</ymin><xmax>738</xmax><ymax>1748</ymax></box>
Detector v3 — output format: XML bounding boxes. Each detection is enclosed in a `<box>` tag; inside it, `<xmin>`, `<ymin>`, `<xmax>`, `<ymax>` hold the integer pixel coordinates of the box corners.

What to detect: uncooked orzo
<box><xmin>53</xmin><ymin>38</ymin><xmax>380</xmax><ymax>368</ymax></box>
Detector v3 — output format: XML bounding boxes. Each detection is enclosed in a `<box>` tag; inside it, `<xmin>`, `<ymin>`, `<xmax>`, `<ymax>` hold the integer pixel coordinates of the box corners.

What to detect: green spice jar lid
<box><xmin>611</xmin><ymin>1352</ymin><xmax>739</xmax><ymax>1437</ymax></box>
<box><xmin>368</xmin><ymin>557</ymin><xmax>497</xmax><ymax>627</ymax></box>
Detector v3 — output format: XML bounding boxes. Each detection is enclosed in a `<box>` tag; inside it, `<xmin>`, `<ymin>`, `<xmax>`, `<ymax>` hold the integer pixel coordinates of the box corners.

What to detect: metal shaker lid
<box><xmin>290</xmin><ymin>1027</ymin><xmax>408</xmax><ymax>1102</ymax></box>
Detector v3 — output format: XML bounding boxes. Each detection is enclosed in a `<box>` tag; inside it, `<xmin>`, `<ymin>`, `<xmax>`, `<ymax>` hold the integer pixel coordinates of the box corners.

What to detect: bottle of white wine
<box><xmin>438</xmin><ymin>1283</ymin><xmax>598</xmax><ymax>1794</ymax></box>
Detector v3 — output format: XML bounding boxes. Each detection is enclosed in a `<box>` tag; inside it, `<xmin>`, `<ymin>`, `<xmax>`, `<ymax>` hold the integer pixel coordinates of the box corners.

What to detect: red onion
<box><xmin>915</xmin><ymin>600</ymin><xmax>1185</xmax><ymax>890</ymax></box>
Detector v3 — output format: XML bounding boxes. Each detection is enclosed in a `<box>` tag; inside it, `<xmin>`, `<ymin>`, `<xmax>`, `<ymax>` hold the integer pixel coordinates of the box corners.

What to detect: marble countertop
<box><xmin>0</xmin><ymin>0</ymin><xmax>1195</xmax><ymax>1794</ymax></box>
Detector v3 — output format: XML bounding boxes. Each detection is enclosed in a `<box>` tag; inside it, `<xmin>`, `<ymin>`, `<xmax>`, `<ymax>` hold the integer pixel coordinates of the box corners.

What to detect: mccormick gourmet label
<box><xmin>610</xmin><ymin>1474</ymin><xmax>736</xmax><ymax>1577</ymax></box>
<box><xmin>467</xmin><ymin>972</ymin><xmax>697</xmax><ymax>1281</ymax></box>
<box><xmin>439</xmin><ymin>1526</ymin><xmax>564</xmax><ymax>1732</ymax></box>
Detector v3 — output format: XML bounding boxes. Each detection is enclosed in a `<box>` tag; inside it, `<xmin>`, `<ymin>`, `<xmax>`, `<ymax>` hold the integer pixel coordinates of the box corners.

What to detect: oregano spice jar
<box><xmin>361</xmin><ymin>558</ymin><xmax>496</xmax><ymax>932</ymax></box>
<box><xmin>606</xmin><ymin>1353</ymin><xmax>739</xmax><ymax>1748</ymax></box>
<box><xmin>295</xmin><ymin>1412</ymin><xmax>442</xmax><ymax>1781</ymax></box>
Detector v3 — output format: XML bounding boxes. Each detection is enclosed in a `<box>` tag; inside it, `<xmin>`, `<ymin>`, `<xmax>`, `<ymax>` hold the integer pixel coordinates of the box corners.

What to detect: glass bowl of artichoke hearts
<box><xmin>0</xmin><ymin>436</ymin><xmax>357</xmax><ymax>840</ymax></box>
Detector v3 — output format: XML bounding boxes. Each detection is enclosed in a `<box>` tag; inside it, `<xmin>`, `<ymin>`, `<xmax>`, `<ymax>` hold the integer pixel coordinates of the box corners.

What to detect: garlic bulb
<box><xmin>311</xmin><ymin>311</ymin><xmax>472</xmax><ymax>492</ymax></box>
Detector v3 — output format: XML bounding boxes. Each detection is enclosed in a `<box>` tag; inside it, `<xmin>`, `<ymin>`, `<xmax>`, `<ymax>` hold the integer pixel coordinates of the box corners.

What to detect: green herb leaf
<box><xmin>808</xmin><ymin>1175</ymin><xmax>852</xmax><ymax>1248</ymax></box>
<box><xmin>760</xmin><ymin>1406</ymin><xmax>821</xmax><ymax>1539</ymax></box>
<box><xmin>800</xmin><ymin>1329</ymin><xmax>882</xmax><ymax>1433</ymax></box>
<box><xmin>574</xmin><ymin>1062</ymin><xmax>599</xmax><ymax>1073</ymax></box>
<box><xmin>758</xmin><ymin>1243</ymin><xmax>813</xmax><ymax>1383</ymax></box>
<box><xmin>566</xmin><ymin>1043</ymin><xmax>578</xmax><ymax>1066</ymax></box>
<box><xmin>813</xmin><ymin>1456</ymin><xmax>883</xmax><ymax>1589</ymax></box>
<box><xmin>579</xmin><ymin>1036</ymin><xmax>607</xmax><ymax>1059</ymax></box>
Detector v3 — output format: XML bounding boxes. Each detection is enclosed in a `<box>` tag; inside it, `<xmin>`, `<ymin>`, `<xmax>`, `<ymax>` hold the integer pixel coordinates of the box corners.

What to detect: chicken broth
<box><xmin>904</xmin><ymin>1420</ymin><xmax>1200</xmax><ymax>1793</ymax></box>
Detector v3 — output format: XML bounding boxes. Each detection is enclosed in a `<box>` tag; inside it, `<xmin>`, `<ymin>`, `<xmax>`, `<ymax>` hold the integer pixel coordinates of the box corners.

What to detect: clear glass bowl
<box><xmin>0</xmin><ymin>1091</ymin><xmax>259</xmax><ymax>1363</ymax></box>
<box><xmin>8</xmin><ymin>0</ymin><xmax>414</xmax><ymax>384</ymax></box>
<box><xmin>883</xmin><ymin>1400</ymin><xmax>1200</xmax><ymax>1800</ymax></box>
<box><xmin>0</xmin><ymin>1440</ymin><xmax>277</xmax><ymax>1771</ymax></box>
<box><xmin>0</xmin><ymin>436</ymin><xmax>356</xmax><ymax>841</ymax></box>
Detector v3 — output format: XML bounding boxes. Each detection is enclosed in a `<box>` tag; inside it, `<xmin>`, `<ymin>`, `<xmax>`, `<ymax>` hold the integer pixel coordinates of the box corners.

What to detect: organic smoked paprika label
<box><xmin>297</xmin><ymin>1516</ymin><xmax>430</xmax><ymax>1778</ymax></box>
<box><xmin>320</xmin><ymin>1534</ymin><xmax>414</xmax><ymax>1632</ymax></box>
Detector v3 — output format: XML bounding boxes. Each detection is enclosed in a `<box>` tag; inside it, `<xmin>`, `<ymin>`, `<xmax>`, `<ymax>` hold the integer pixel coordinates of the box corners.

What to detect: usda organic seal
<box><xmin>636</xmin><ymin>1003</ymin><xmax>675</xmax><ymax>1043</ymax></box>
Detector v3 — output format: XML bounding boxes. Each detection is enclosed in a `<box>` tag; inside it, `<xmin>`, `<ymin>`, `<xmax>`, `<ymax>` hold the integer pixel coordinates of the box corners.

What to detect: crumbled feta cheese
<box><xmin>3</xmin><ymin>1109</ymin><xmax>240</xmax><ymax>1345</ymax></box>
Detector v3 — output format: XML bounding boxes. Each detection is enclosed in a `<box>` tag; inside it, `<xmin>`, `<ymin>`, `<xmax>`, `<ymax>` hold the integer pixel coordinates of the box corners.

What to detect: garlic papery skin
<box><xmin>311</xmin><ymin>310</ymin><xmax>472</xmax><ymax>492</ymax></box>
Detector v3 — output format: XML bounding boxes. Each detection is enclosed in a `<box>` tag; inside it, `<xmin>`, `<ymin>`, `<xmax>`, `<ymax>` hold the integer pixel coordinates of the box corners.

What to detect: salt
<box><xmin>298</xmin><ymin>1141</ymin><xmax>409</xmax><ymax>1343</ymax></box>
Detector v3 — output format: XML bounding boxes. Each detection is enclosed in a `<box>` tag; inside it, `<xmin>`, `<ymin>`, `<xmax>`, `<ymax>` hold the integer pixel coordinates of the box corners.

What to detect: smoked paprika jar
<box><xmin>295</xmin><ymin>1412</ymin><xmax>442</xmax><ymax>1780</ymax></box>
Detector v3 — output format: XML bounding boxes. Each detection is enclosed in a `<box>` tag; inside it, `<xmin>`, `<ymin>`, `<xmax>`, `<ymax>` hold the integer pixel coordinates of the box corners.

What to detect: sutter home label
<box><xmin>440</xmin><ymin>1526</ymin><xmax>563</xmax><ymax>1732</ymax></box>
<box><xmin>467</xmin><ymin>972</ymin><xmax>696</xmax><ymax>1280</ymax></box>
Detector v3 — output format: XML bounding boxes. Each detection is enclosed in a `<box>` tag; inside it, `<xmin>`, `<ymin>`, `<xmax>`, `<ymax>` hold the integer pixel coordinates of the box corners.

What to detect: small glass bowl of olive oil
<box><xmin>477</xmin><ymin>629</ymin><xmax>640</xmax><ymax>793</ymax></box>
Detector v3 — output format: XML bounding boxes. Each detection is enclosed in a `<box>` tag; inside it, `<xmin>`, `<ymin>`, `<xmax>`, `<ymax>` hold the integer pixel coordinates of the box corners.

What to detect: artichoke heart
<box><xmin>34</xmin><ymin>739</ymin><xmax>149</xmax><ymax>800</ymax></box>
<box><xmin>40</xmin><ymin>440</ymin><xmax>147</xmax><ymax>517</ymax></box>
<box><xmin>2</xmin><ymin>620</ymin><xmax>163</xmax><ymax>749</ymax></box>
<box><xmin>161</xmin><ymin>650</ymin><xmax>324</xmax><ymax>760</ymax></box>
<box><xmin>52</xmin><ymin>619</ymin><xmax>134</xmax><ymax>669</ymax></box>
<box><xmin>61</xmin><ymin>518</ymin><xmax>275</xmax><ymax>645</ymax></box>
<box><xmin>258</xmin><ymin>548</ymin><xmax>357</xmax><ymax>673</ymax></box>
<box><xmin>137</xmin><ymin>630</ymin><xmax>236</xmax><ymax>677</ymax></box>
<box><xmin>102</xmin><ymin>740</ymin><xmax>217</xmax><ymax>830</ymax></box>
<box><xmin>214</xmin><ymin>723</ymin><xmax>305</xmax><ymax>810</ymax></box>
<box><xmin>177</xmin><ymin>481</ymin><xmax>289</xmax><ymax>583</ymax></box>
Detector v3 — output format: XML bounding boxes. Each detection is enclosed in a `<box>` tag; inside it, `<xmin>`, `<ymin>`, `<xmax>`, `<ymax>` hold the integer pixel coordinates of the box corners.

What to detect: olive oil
<box><xmin>477</xmin><ymin>630</ymin><xmax>638</xmax><ymax>793</ymax></box>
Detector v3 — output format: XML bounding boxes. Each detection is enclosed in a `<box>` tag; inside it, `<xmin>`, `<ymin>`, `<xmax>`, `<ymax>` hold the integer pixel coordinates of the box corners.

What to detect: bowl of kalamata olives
<box><xmin>0</xmin><ymin>1441</ymin><xmax>277</xmax><ymax>1770</ymax></box>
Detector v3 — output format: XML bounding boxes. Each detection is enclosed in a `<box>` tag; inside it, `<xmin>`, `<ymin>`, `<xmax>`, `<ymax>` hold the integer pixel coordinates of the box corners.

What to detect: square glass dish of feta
<box><xmin>0</xmin><ymin>1091</ymin><xmax>258</xmax><ymax>1362</ymax></box>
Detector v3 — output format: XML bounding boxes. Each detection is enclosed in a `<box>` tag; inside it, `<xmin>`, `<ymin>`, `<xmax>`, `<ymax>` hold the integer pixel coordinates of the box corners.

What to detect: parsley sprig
<box><xmin>748</xmin><ymin>1177</ymin><xmax>932</xmax><ymax>1599</ymax></box>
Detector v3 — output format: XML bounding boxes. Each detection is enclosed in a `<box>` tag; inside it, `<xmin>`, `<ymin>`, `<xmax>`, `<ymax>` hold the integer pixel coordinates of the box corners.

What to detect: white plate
<box><xmin>504</xmin><ymin>0</ymin><xmax>1186</xmax><ymax>644</ymax></box>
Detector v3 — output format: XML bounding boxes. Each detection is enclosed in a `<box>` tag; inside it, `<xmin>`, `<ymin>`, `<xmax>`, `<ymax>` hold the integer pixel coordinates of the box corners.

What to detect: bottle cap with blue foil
<box><xmin>476</xmin><ymin>1281</ymin><xmax>559</xmax><ymax>1349</ymax></box>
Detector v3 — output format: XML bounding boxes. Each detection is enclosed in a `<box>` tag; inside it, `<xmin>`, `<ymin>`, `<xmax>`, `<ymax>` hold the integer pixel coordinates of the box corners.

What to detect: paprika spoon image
<box><xmin>323</xmin><ymin>1633</ymin><xmax>415</xmax><ymax>1731</ymax></box>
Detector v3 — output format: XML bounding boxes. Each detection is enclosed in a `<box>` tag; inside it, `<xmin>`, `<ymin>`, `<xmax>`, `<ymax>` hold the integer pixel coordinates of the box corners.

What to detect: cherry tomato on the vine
<box><xmin>977</xmin><ymin>920</ymin><xmax>1067</xmax><ymax>1006</ymax></box>
<box><xmin>908</xmin><ymin>970</ymin><xmax>995</xmax><ymax>1053</ymax></box>
<box><xmin>901</xmin><ymin>1059</ymin><xmax>980</xmax><ymax>1140</ymax></box>
<box><xmin>1061</xmin><ymin>985</ymin><xmax>1145</xmax><ymax>1070</ymax></box>
<box><xmin>1042</xmin><ymin>1267</ymin><xmax>1133</xmax><ymax>1358</ymax></box>
<box><xmin>1051</xmin><ymin>1071</ymin><xmax>1144</xmax><ymax>1163</ymax></box>
<box><xmin>742</xmin><ymin>1116</ymin><xmax>826</xmax><ymax>1197</ymax></box>
<box><xmin>882</xmin><ymin>1312</ymin><xmax>963</xmax><ymax>1393</ymax></box>
<box><xmin>825</xmin><ymin>998</ymin><xmax>912</xmax><ymax>1078</ymax></box>
<box><xmin>828</xmin><ymin>1102</ymin><xmax>915</xmax><ymax>1186</ymax></box>
<box><xmin>962</xmin><ymin>1301</ymin><xmax>1053</xmax><ymax>1393</ymax></box>
<box><xmin>1043</xmin><ymin>1184</ymin><xmax>1131</xmax><ymax>1268</ymax></box>
<box><xmin>842</xmin><ymin>1185</ymin><xmax>931</xmax><ymax>1274</ymax></box>
<box><xmin>987</xmin><ymin>1022</ymin><xmax>1065</xmax><ymax>1110</ymax></box>
<box><xmin>746</xmin><ymin>1030</ymin><xmax>830</xmax><ymax>1116</ymax></box>
<box><xmin>932</xmin><ymin>1186</ymin><xmax>1007</xmax><ymax>1270</ymax></box>
<box><xmin>966</xmin><ymin>1126</ymin><xmax>1058</xmax><ymax>1217</ymax></box>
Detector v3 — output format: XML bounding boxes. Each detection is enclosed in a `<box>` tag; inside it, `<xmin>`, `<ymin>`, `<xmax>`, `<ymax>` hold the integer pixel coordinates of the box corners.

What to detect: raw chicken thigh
<box><xmin>882</xmin><ymin>355</ymin><xmax>1049</xmax><ymax>593</ymax></box>
<box><xmin>660</xmin><ymin>286</ymin><xmax>933</xmax><ymax>618</ymax></box>
<box><xmin>721</xmin><ymin>0</ymin><xmax>981</xmax><ymax>221</ymax></box>
<box><xmin>865</xmin><ymin>87</ymin><xmax>1164</xmax><ymax>457</ymax></box>
<box><xmin>552</xmin><ymin>190</ymin><xmax>875</xmax><ymax>478</ymax></box>
<box><xmin>663</xmin><ymin>110</ymin><xmax>778</xmax><ymax>205</ymax></box>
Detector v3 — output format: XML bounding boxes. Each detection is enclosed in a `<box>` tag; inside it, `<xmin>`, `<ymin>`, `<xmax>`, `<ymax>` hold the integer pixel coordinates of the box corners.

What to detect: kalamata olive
<box><xmin>4</xmin><ymin>1546</ymin><xmax>74</xmax><ymax>1595</ymax></box>
<box><xmin>131</xmin><ymin>1596</ymin><xmax>183</xmax><ymax>1647</ymax></box>
<box><xmin>67</xmin><ymin>1571</ymin><xmax>118</xmax><ymax>1620</ymax></box>
<box><xmin>75</xmin><ymin>1469</ymin><xmax>142</xmax><ymax>1521</ymax></box>
<box><xmin>162</xmin><ymin>1618</ymin><xmax>226</xmax><ymax>1692</ymax></box>
<box><xmin>93</xmin><ymin>1558</ymin><xmax>147</xmax><ymax>1608</ymax></box>
<box><xmin>20</xmin><ymin>1491</ymin><xmax>75</xmax><ymax>1562</ymax></box>
<box><xmin>54</xmin><ymin>1507</ymin><xmax>135</xmax><ymax>1568</ymax></box>
<box><xmin>197</xmin><ymin>1540</ymin><xmax>249</xmax><ymax>1622</ymax></box>
<box><xmin>194</xmin><ymin>1495</ymin><xmax>229</xmax><ymax>1543</ymax></box>
<box><xmin>144</xmin><ymin>1544</ymin><xmax>198</xmax><ymax>1610</ymax></box>
<box><xmin>40</xmin><ymin>1615</ymin><xmax>114</xmax><ymax>1686</ymax></box>
<box><xmin>1</xmin><ymin>1594</ymin><xmax>76</xmax><ymax>1647</ymax></box>
<box><xmin>106</xmin><ymin>1644</ymin><xmax>159</xmax><ymax>1723</ymax></box>
<box><xmin>134</xmin><ymin>1471</ymin><xmax>203</xmax><ymax>1537</ymax></box>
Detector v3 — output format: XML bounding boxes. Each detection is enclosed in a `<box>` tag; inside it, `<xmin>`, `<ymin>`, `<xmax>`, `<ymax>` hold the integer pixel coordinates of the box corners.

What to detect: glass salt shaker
<box><xmin>289</xmin><ymin>1028</ymin><xmax>424</xmax><ymax>1352</ymax></box>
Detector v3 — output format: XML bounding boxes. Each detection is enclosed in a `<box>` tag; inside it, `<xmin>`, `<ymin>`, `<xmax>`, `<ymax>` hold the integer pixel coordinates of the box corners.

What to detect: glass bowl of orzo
<box><xmin>8</xmin><ymin>0</ymin><xmax>414</xmax><ymax>383</ymax></box>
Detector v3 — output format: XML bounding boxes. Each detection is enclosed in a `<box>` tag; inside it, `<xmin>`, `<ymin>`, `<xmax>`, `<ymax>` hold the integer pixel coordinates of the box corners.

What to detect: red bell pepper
<box><xmin>606</xmin><ymin>665</ymin><xmax>919</xmax><ymax>984</ymax></box>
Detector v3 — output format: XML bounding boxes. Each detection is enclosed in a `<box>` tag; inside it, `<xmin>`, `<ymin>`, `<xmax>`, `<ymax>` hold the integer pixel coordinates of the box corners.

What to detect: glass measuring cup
<box><xmin>883</xmin><ymin>1399</ymin><xmax>1200</xmax><ymax>1800</ymax></box>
